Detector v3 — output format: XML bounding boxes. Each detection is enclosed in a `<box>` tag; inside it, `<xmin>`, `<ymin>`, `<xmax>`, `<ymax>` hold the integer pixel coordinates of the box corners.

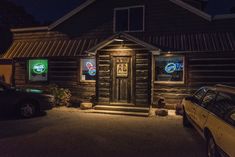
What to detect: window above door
<box><xmin>114</xmin><ymin>5</ymin><xmax>145</xmax><ymax>33</ymax></box>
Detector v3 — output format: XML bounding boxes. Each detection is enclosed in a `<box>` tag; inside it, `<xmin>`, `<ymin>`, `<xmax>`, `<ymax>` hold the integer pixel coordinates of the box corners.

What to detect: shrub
<box><xmin>47</xmin><ymin>84</ymin><xmax>72</xmax><ymax>106</ymax></box>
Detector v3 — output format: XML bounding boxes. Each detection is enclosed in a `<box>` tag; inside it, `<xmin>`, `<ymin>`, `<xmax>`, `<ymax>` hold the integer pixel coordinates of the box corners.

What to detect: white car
<box><xmin>182</xmin><ymin>85</ymin><xmax>235</xmax><ymax>157</ymax></box>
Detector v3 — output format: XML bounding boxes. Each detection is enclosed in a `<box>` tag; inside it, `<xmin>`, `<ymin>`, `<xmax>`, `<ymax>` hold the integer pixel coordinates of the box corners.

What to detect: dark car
<box><xmin>0</xmin><ymin>81</ymin><xmax>54</xmax><ymax>118</ymax></box>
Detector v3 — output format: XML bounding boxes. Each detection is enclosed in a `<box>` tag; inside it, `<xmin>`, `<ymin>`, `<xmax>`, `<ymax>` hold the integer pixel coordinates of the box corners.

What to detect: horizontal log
<box><xmin>98</xmin><ymin>92</ymin><xmax>110</xmax><ymax>97</ymax></box>
<box><xmin>136</xmin><ymin>77</ymin><xmax>149</xmax><ymax>82</ymax></box>
<box><xmin>136</xmin><ymin>59</ymin><xmax>149</xmax><ymax>64</ymax></box>
<box><xmin>98</xmin><ymin>98</ymin><xmax>110</xmax><ymax>102</ymax></box>
<box><xmin>136</xmin><ymin>70</ymin><xmax>149</xmax><ymax>76</ymax></box>
<box><xmin>99</xmin><ymin>64</ymin><xmax>110</xmax><ymax>67</ymax></box>
<box><xmin>136</xmin><ymin>64</ymin><xmax>149</xmax><ymax>70</ymax></box>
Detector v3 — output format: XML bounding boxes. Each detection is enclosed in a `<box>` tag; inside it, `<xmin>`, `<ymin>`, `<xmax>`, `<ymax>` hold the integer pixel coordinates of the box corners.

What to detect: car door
<box><xmin>194</xmin><ymin>90</ymin><xmax>217</xmax><ymax>131</ymax></box>
<box><xmin>186</xmin><ymin>88</ymin><xmax>207</xmax><ymax>122</ymax></box>
<box><xmin>208</xmin><ymin>92</ymin><xmax>235</xmax><ymax>157</ymax></box>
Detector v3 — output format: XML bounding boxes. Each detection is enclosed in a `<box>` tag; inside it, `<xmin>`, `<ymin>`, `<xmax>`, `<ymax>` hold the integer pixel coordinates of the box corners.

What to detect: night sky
<box><xmin>7</xmin><ymin>0</ymin><xmax>235</xmax><ymax>24</ymax></box>
<box><xmin>7</xmin><ymin>0</ymin><xmax>85</xmax><ymax>24</ymax></box>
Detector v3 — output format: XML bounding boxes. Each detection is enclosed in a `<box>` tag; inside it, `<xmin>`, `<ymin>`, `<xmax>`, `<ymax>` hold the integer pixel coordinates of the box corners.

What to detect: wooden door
<box><xmin>111</xmin><ymin>56</ymin><xmax>133</xmax><ymax>104</ymax></box>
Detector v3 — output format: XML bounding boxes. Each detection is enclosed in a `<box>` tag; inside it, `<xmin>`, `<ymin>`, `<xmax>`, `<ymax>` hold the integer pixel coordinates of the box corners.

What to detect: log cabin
<box><xmin>1</xmin><ymin>0</ymin><xmax>235</xmax><ymax>110</ymax></box>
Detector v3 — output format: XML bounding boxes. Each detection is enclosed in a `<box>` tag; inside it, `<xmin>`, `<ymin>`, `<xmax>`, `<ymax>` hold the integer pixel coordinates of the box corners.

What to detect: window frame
<box><xmin>113</xmin><ymin>5</ymin><xmax>145</xmax><ymax>33</ymax></box>
<box><xmin>80</xmin><ymin>58</ymin><xmax>96</xmax><ymax>83</ymax></box>
<box><xmin>154</xmin><ymin>54</ymin><xmax>185</xmax><ymax>84</ymax></box>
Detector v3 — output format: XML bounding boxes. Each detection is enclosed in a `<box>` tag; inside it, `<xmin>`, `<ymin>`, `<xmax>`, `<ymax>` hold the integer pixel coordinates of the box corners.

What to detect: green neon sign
<box><xmin>28</xmin><ymin>59</ymin><xmax>48</xmax><ymax>81</ymax></box>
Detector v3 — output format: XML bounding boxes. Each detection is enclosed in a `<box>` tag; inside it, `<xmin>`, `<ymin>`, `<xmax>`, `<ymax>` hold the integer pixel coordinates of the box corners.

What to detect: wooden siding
<box><xmin>153</xmin><ymin>52</ymin><xmax>235</xmax><ymax>107</ymax></box>
<box><xmin>97</xmin><ymin>51</ymin><xmax>111</xmax><ymax>103</ymax></box>
<box><xmin>14</xmin><ymin>60</ymin><xmax>26</xmax><ymax>86</ymax></box>
<box><xmin>13</xmin><ymin>57</ymin><xmax>96</xmax><ymax>102</ymax></box>
<box><xmin>135</xmin><ymin>50</ymin><xmax>151</xmax><ymax>105</ymax></box>
<box><xmin>55</xmin><ymin>0</ymin><xmax>235</xmax><ymax>37</ymax></box>
<box><xmin>97</xmin><ymin>40</ymin><xmax>151</xmax><ymax>106</ymax></box>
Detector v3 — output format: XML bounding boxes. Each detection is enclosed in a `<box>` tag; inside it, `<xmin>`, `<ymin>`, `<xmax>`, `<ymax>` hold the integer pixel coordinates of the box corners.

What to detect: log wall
<box><xmin>153</xmin><ymin>52</ymin><xmax>235</xmax><ymax>108</ymax></box>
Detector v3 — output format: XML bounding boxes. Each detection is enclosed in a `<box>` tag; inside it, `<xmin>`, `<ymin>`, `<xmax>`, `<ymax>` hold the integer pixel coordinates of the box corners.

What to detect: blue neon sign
<box><xmin>165</xmin><ymin>62</ymin><xmax>183</xmax><ymax>74</ymax></box>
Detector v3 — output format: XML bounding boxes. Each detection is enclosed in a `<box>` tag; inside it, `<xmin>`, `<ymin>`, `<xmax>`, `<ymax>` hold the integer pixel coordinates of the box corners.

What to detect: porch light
<box><xmin>114</xmin><ymin>38</ymin><xmax>124</xmax><ymax>42</ymax></box>
<box><xmin>114</xmin><ymin>34</ymin><xmax>124</xmax><ymax>42</ymax></box>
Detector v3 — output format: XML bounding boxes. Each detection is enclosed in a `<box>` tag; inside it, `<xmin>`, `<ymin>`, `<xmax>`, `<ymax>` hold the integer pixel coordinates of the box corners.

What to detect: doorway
<box><xmin>111</xmin><ymin>55</ymin><xmax>134</xmax><ymax>104</ymax></box>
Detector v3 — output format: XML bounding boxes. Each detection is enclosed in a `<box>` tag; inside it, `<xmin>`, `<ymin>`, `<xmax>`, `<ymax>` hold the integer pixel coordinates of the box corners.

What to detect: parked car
<box><xmin>0</xmin><ymin>81</ymin><xmax>53</xmax><ymax>118</ymax></box>
<box><xmin>182</xmin><ymin>85</ymin><xmax>235</xmax><ymax>157</ymax></box>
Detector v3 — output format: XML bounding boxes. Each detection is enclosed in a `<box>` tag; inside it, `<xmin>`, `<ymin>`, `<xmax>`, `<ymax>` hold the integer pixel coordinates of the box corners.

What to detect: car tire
<box><xmin>19</xmin><ymin>101</ymin><xmax>36</xmax><ymax>118</ymax></box>
<box><xmin>183</xmin><ymin>110</ymin><xmax>191</xmax><ymax>127</ymax></box>
<box><xmin>207</xmin><ymin>135</ymin><xmax>220</xmax><ymax>157</ymax></box>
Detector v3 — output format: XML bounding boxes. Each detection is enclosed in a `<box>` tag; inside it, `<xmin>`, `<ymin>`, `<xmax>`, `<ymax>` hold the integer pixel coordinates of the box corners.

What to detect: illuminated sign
<box><xmin>28</xmin><ymin>59</ymin><xmax>48</xmax><ymax>82</ymax></box>
<box><xmin>86</xmin><ymin>62</ymin><xmax>96</xmax><ymax>76</ymax></box>
<box><xmin>33</xmin><ymin>64</ymin><xmax>46</xmax><ymax>74</ymax></box>
<box><xmin>165</xmin><ymin>62</ymin><xmax>183</xmax><ymax>74</ymax></box>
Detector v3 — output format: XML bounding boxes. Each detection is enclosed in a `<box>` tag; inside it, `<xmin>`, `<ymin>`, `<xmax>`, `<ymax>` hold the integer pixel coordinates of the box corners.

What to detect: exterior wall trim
<box><xmin>11</xmin><ymin>26</ymin><xmax>49</xmax><ymax>33</ymax></box>
<box><xmin>170</xmin><ymin>0</ymin><xmax>212</xmax><ymax>21</ymax></box>
<box><xmin>86</xmin><ymin>33</ymin><xmax>161</xmax><ymax>55</ymax></box>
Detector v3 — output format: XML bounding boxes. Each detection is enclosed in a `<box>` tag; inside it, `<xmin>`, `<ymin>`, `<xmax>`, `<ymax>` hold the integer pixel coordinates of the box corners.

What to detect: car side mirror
<box><xmin>185</xmin><ymin>96</ymin><xmax>195</xmax><ymax>101</ymax></box>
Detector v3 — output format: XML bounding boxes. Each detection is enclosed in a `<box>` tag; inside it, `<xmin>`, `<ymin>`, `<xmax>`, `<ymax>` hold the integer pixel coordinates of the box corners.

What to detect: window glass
<box><xmin>208</xmin><ymin>92</ymin><xmax>235</xmax><ymax>119</ymax></box>
<box><xmin>192</xmin><ymin>88</ymin><xmax>207</xmax><ymax>104</ymax></box>
<box><xmin>114</xmin><ymin>6</ymin><xmax>144</xmax><ymax>32</ymax></box>
<box><xmin>129</xmin><ymin>7</ymin><xmax>144</xmax><ymax>31</ymax></box>
<box><xmin>28</xmin><ymin>59</ymin><xmax>48</xmax><ymax>82</ymax></box>
<box><xmin>80</xmin><ymin>59</ymin><xmax>96</xmax><ymax>81</ymax></box>
<box><xmin>194</xmin><ymin>88</ymin><xmax>207</xmax><ymax>101</ymax></box>
<box><xmin>201</xmin><ymin>90</ymin><xmax>216</xmax><ymax>107</ymax></box>
<box><xmin>115</xmin><ymin>9</ymin><xmax>128</xmax><ymax>32</ymax></box>
<box><xmin>155</xmin><ymin>56</ymin><xmax>184</xmax><ymax>82</ymax></box>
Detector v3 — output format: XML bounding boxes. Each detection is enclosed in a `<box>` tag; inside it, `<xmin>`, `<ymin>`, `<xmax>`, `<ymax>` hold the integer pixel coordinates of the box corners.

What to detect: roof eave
<box><xmin>11</xmin><ymin>26</ymin><xmax>49</xmax><ymax>33</ymax></box>
<box><xmin>170</xmin><ymin>0</ymin><xmax>212</xmax><ymax>21</ymax></box>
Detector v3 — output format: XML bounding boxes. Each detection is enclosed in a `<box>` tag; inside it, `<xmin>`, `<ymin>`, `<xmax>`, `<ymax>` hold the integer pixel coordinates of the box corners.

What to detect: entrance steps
<box><xmin>92</xmin><ymin>105</ymin><xmax>150</xmax><ymax>117</ymax></box>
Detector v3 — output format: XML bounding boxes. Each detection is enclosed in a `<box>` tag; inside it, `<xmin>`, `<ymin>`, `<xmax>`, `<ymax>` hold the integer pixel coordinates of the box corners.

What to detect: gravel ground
<box><xmin>0</xmin><ymin>107</ymin><xmax>207</xmax><ymax>157</ymax></box>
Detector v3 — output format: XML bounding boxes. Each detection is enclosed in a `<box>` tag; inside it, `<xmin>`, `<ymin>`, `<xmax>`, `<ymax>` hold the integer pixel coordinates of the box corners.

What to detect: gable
<box><xmin>51</xmin><ymin>0</ymin><xmax>213</xmax><ymax>36</ymax></box>
<box><xmin>49</xmin><ymin>0</ymin><xmax>213</xmax><ymax>31</ymax></box>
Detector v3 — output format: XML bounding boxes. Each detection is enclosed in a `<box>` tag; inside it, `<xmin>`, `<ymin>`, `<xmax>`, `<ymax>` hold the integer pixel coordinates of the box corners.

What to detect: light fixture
<box><xmin>114</xmin><ymin>34</ymin><xmax>124</xmax><ymax>42</ymax></box>
<box><xmin>114</xmin><ymin>38</ymin><xmax>124</xmax><ymax>42</ymax></box>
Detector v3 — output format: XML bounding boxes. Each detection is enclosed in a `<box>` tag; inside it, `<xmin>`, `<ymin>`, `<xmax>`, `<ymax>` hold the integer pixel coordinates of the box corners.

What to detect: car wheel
<box><xmin>207</xmin><ymin>135</ymin><xmax>220</xmax><ymax>157</ymax></box>
<box><xmin>183</xmin><ymin>110</ymin><xmax>191</xmax><ymax>127</ymax></box>
<box><xmin>19</xmin><ymin>102</ymin><xmax>36</xmax><ymax>118</ymax></box>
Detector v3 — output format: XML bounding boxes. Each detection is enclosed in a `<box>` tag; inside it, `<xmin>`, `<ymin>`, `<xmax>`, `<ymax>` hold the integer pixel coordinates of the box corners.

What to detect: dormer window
<box><xmin>114</xmin><ymin>6</ymin><xmax>145</xmax><ymax>32</ymax></box>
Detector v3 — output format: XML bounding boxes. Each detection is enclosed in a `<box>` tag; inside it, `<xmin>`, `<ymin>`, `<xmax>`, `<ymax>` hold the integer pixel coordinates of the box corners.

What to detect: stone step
<box><xmin>94</xmin><ymin>105</ymin><xmax>150</xmax><ymax>113</ymax></box>
<box><xmin>89</xmin><ymin>110</ymin><xmax>149</xmax><ymax>117</ymax></box>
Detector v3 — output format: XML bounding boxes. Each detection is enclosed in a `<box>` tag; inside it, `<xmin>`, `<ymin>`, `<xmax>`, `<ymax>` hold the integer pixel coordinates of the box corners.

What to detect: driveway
<box><xmin>0</xmin><ymin>107</ymin><xmax>207</xmax><ymax>157</ymax></box>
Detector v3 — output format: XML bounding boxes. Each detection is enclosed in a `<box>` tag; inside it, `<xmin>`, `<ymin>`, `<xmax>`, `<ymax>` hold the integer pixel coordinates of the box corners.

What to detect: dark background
<box><xmin>7</xmin><ymin>0</ymin><xmax>85</xmax><ymax>24</ymax></box>
<box><xmin>6</xmin><ymin>0</ymin><xmax>235</xmax><ymax>24</ymax></box>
